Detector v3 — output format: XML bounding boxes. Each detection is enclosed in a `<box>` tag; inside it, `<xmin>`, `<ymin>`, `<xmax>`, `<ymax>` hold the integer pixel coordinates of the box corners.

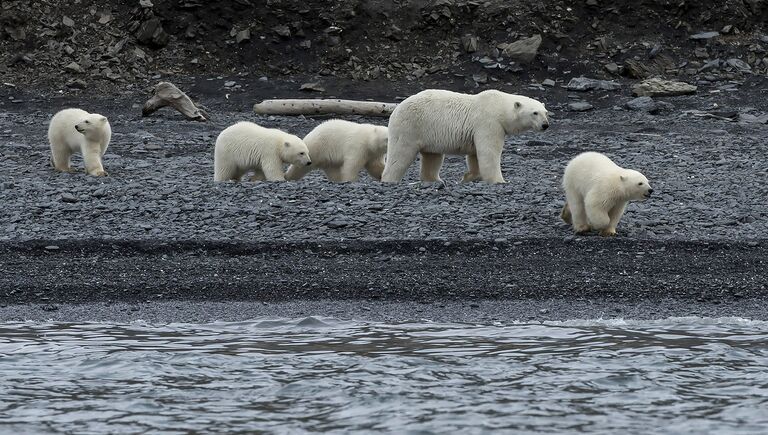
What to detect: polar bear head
<box><xmin>501</xmin><ymin>95</ymin><xmax>550</xmax><ymax>134</ymax></box>
<box><xmin>280</xmin><ymin>135</ymin><xmax>312</xmax><ymax>166</ymax></box>
<box><xmin>621</xmin><ymin>169</ymin><xmax>653</xmax><ymax>201</ymax></box>
<box><xmin>74</xmin><ymin>113</ymin><xmax>109</xmax><ymax>141</ymax></box>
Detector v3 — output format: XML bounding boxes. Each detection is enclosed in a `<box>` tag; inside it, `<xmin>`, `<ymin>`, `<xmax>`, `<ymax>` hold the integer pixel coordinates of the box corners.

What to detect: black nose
<box><xmin>648</xmin><ymin>188</ymin><xmax>654</xmax><ymax>194</ymax></box>
<box><xmin>306</xmin><ymin>161</ymin><xmax>312</xmax><ymax>166</ymax></box>
<box><xmin>541</xmin><ymin>123</ymin><xmax>549</xmax><ymax>130</ymax></box>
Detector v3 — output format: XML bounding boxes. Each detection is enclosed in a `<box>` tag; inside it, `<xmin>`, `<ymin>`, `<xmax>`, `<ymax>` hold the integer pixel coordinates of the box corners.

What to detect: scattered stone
<box><xmin>92</xmin><ymin>188</ymin><xmax>108</xmax><ymax>198</ymax></box>
<box><xmin>604</xmin><ymin>62</ymin><xmax>619</xmax><ymax>74</ymax></box>
<box><xmin>632</xmin><ymin>78</ymin><xmax>697</xmax><ymax>97</ymax></box>
<box><xmin>300</xmin><ymin>82</ymin><xmax>325</xmax><ymax>92</ymax></box>
<box><xmin>62</xmin><ymin>16</ymin><xmax>74</xmax><ymax>27</ymax></box>
<box><xmin>566</xmin><ymin>77</ymin><xmax>621</xmax><ymax>91</ymax></box>
<box><xmin>66</xmin><ymin>79</ymin><xmax>88</xmax><ymax>89</ymax></box>
<box><xmin>64</xmin><ymin>62</ymin><xmax>83</xmax><ymax>74</ymax></box>
<box><xmin>60</xmin><ymin>193</ymin><xmax>78</xmax><ymax>203</ymax></box>
<box><xmin>136</xmin><ymin>18</ymin><xmax>169</xmax><ymax>48</ymax></box>
<box><xmin>224</xmin><ymin>81</ymin><xmax>236</xmax><ymax>87</ymax></box>
<box><xmin>721</xmin><ymin>25</ymin><xmax>733</xmax><ymax>34</ymax></box>
<box><xmin>542</xmin><ymin>78</ymin><xmax>556</xmax><ymax>87</ymax></box>
<box><xmin>272</xmin><ymin>25</ymin><xmax>291</xmax><ymax>38</ymax></box>
<box><xmin>44</xmin><ymin>245</ymin><xmax>60</xmax><ymax>251</ymax></box>
<box><xmin>236</xmin><ymin>29</ymin><xmax>251</xmax><ymax>44</ymax></box>
<box><xmin>625</xmin><ymin>96</ymin><xmax>656</xmax><ymax>112</ymax></box>
<box><xmin>461</xmin><ymin>34</ymin><xmax>478</xmax><ymax>53</ymax></box>
<box><xmin>690</xmin><ymin>31</ymin><xmax>720</xmax><ymax>40</ymax></box>
<box><xmin>568</xmin><ymin>101</ymin><xmax>594</xmax><ymax>112</ymax></box>
<box><xmin>499</xmin><ymin>34</ymin><xmax>542</xmax><ymax>63</ymax></box>
<box><xmin>472</xmin><ymin>72</ymin><xmax>488</xmax><ymax>84</ymax></box>
<box><xmin>139</xmin><ymin>0</ymin><xmax>154</xmax><ymax>7</ymax></box>
<box><xmin>726</xmin><ymin>58</ymin><xmax>751</xmax><ymax>73</ymax></box>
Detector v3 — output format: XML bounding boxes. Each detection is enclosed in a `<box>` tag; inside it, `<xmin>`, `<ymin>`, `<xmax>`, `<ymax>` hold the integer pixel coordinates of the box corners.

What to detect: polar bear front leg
<box><xmin>338</xmin><ymin>158</ymin><xmax>364</xmax><ymax>182</ymax></box>
<box><xmin>585</xmin><ymin>192</ymin><xmax>611</xmax><ymax>235</ymax></box>
<box><xmin>365</xmin><ymin>157</ymin><xmax>386</xmax><ymax>181</ymax></box>
<box><xmin>474</xmin><ymin>132</ymin><xmax>505</xmax><ymax>183</ymax></box>
<box><xmin>261</xmin><ymin>160</ymin><xmax>286</xmax><ymax>181</ymax></box>
<box><xmin>249</xmin><ymin>169</ymin><xmax>266</xmax><ymax>182</ymax></box>
<box><xmin>82</xmin><ymin>141</ymin><xmax>108</xmax><ymax>176</ymax></box>
<box><xmin>381</xmin><ymin>139</ymin><xmax>418</xmax><ymax>183</ymax></box>
<box><xmin>462</xmin><ymin>154</ymin><xmax>481</xmax><ymax>182</ymax></box>
<box><xmin>419</xmin><ymin>152</ymin><xmax>444</xmax><ymax>182</ymax></box>
<box><xmin>284</xmin><ymin>164</ymin><xmax>311</xmax><ymax>181</ymax></box>
<box><xmin>601</xmin><ymin>202</ymin><xmax>628</xmax><ymax>237</ymax></box>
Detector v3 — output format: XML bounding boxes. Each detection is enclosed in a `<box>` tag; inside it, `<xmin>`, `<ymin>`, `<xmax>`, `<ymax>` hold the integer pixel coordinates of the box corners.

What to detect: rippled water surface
<box><xmin>1</xmin><ymin>317</ymin><xmax>767</xmax><ymax>434</ymax></box>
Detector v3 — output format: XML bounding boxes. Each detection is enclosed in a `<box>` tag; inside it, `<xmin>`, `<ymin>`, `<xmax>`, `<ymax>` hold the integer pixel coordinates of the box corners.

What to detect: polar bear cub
<box><xmin>285</xmin><ymin>120</ymin><xmax>388</xmax><ymax>182</ymax></box>
<box><xmin>213</xmin><ymin>121</ymin><xmax>311</xmax><ymax>182</ymax></box>
<box><xmin>381</xmin><ymin>89</ymin><xmax>549</xmax><ymax>184</ymax></box>
<box><xmin>561</xmin><ymin>152</ymin><xmax>653</xmax><ymax>237</ymax></box>
<box><xmin>48</xmin><ymin>108</ymin><xmax>111</xmax><ymax>176</ymax></box>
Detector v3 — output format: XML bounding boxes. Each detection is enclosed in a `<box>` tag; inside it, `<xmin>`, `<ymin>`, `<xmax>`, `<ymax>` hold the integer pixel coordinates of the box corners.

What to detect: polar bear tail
<box><xmin>560</xmin><ymin>202</ymin><xmax>572</xmax><ymax>225</ymax></box>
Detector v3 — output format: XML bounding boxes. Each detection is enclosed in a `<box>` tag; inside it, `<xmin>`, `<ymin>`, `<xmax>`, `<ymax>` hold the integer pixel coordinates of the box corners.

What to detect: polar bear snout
<box><xmin>541</xmin><ymin>122</ymin><xmax>549</xmax><ymax>131</ymax></box>
<box><xmin>644</xmin><ymin>188</ymin><xmax>654</xmax><ymax>198</ymax></box>
<box><xmin>74</xmin><ymin>124</ymin><xmax>84</xmax><ymax>133</ymax></box>
<box><xmin>305</xmin><ymin>160</ymin><xmax>312</xmax><ymax>166</ymax></box>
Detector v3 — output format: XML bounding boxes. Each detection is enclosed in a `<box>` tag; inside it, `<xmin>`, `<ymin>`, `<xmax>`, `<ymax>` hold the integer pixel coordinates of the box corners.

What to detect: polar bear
<box><xmin>284</xmin><ymin>120</ymin><xmax>388</xmax><ymax>182</ymax></box>
<box><xmin>48</xmin><ymin>108</ymin><xmax>111</xmax><ymax>176</ymax></box>
<box><xmin>561</xmin><ymin>152</ymin><xmax>653</xmax><ymax>237</ymax></box>
<box><xmin>213</xmin><ymin>121</ymin><xmax>311</xmax><ymax>182</ymax></box>
<box><xmin>381</xmin><ymin>89</ymin><xmax>549</xmax><ymax>184</ymax></box>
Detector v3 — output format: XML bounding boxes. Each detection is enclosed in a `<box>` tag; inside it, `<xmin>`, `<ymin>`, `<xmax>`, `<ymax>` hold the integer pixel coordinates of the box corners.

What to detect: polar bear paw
<box><xmin>599</xmin><ymin>228</ymin><xmax>617</xmax><ymax>237</ymax></box>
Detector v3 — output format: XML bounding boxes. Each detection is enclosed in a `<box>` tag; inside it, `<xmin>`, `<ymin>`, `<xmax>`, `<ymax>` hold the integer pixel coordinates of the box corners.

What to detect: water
<box><xmin>1</xmin><ymin>317</ymin><xmax>767</xmax><ymax>434</ymax></box>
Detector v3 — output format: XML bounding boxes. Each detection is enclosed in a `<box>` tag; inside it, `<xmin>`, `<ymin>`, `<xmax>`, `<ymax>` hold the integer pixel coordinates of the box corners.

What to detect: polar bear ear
<box><xmin>514</xmin><ymin>101</ymin><xmax>522</xmax><ymax>109</ymax></box>
<box><xmin>284</xmin><ymin>141</ymin><xmax>291</xmax><ymax>148</ymax></box>
<box><xmin>100</xmin><ymin>116</ymin><xmax>108</xmax><ymax>123</ymax></box>
<box><xmin>620</xmin><ymin>175</ymin><xmax>626</xmax><ymax>181</ymax></box>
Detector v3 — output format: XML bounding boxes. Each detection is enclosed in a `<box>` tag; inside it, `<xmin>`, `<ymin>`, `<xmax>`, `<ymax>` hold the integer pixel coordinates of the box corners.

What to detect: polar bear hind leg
<box><xmin>462</xmin><ymin>154</ymin><xmax>481</xmax><ymax>182</ymax></box>
<box><xmin>565</xmin><ymin>192</ymin><xmax>590</xmax><ymax>233</ymax></box>
<box><xmin>381</xmin><ymin>137</ymin><xmax>418</xmax><ymax>182</ymax></box>
<box><xmin>419</xmin><ymin>152</ymin><xmax>444</xmax><ymax>182</ymax></box>
<box><xmin>51</xmin><ymin>146</ymin><xmax>74</xmax><ymax>173</ymax></box>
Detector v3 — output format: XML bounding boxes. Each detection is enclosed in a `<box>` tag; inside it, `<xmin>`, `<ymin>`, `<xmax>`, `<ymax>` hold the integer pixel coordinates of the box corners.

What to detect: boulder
<box><xmin>500</xmin><ymin>34</ymin><xmax>542</xmax><ymax>63</ymax></box>
<box><xmin>632</xmin><ymin>78</ymin><xmax>697</xmax><ymax>97</ymax></box>
<box><xmin>566</xmin><ymin>77</ymin><xmax>621</xmax><ymax>91</ymax></box>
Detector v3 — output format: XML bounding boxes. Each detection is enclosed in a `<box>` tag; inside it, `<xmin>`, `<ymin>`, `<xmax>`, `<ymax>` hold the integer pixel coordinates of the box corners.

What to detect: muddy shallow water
<box><xmin>1</xmin><ymin>317</ymin><xmax>767</xmax><ymax>433</ymax></box>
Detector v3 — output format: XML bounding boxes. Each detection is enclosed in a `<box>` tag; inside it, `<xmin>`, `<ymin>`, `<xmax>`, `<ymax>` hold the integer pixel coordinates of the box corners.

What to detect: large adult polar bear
<box><xmin>48</xmin><ymin>108</ymin><xmax>111</xmax><ymax>176</ymax></box>
<box><xmin>561</xmin><ymin>152</ymin><xmax>653</xmax><ymax>237</ymax></box>
<box><xmin>285</xmin><ymin>119</ymin><xmax>388</xmax><ymax>182</ymax></box>
<box><xmin>381</xmin><ymin>89</ymin><xmax>550</xmax><ymax>184</ymax></box>
<box><xmin>213</xmin><ymin>121</ymin><xmax>311</xmax><ymax>182</ymax></box>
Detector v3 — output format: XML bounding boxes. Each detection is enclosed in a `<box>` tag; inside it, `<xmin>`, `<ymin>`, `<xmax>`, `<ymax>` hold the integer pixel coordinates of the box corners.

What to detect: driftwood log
<box><xmin>142</xmin><ymin>82</ymin><xmax>210</xmax><ymax>122</ymax></box>
<box><xmin>253</xmin><ymin>99</ymin><xmax>397</xmax><ymax>117</ymax></box>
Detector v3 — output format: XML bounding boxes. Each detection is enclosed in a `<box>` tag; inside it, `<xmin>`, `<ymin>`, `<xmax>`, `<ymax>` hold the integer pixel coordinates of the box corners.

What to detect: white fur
<box><xmin>48</xmin><ymin>108</ymin><xmax>111</xmax><ymax>176</ymax></box>
<box><xmin>285</xmin><ymin>120</ymin><xmax>388</xmax><ymax>182</ymax></box>
<box><xmin>213</xmin><ymin>121</ymin><xmax>311</xmax><ymax>182</ymax></box>
<box><xmin>381</xmin><ymin>89</ymin><xmax>550</xmax><ymax>184</ymax></box>
<box><xmin>561</xmin><ymin>152</ymin><xmax>653</xmax><ymax>236</ymax></box>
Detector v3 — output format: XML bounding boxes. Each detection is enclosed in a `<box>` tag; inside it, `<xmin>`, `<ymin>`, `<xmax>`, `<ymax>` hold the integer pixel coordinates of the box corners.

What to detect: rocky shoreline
<box><xmin>1</xmin><ymin>75</ymin><xmax>767</xmax><ymax>321</ymax></box>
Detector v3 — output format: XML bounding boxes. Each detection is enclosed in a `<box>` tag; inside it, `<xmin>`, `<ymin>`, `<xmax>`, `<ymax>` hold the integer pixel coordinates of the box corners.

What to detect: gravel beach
<box><xmin>1</xmin><ymin>76</ymin><xmax>767</xmax><ymax>322</ymax></box>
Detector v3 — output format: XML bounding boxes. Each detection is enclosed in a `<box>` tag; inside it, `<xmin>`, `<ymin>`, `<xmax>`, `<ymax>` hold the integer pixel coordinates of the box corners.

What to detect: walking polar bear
<box><xmin>48</xmin><ymin>108</ymin><xmax>111</xmax><ymax>176</ymax></box>
<box><xmin>213</xmin><ymin>121</ymin><xmax>311</xmax><ymax>182</ymax></box>
<box><xmin>561</xmin><ymin>152</ymin><xmax>653</xmax><ymax>237</ymax></box>
<box><xmin>381</xmin><ymin>89</ymin><xmax>550</xmax><ymax>184</ymax></box>
<box><xmin>285</xmin><ymin>120</ymin><xmax>388</xmax><ymax>182</ymax></box>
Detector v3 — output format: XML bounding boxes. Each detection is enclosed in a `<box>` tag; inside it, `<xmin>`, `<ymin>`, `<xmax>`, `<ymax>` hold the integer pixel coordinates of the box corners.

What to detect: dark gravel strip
<box><xmin>2</xmin><ymin>238</ymin><xmax>765</xmax><ymax>308</ymax></box>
